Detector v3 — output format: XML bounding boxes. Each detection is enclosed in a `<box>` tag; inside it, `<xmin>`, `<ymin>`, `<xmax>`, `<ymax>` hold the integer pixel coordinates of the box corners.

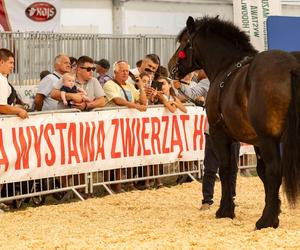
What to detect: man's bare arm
<box><xmin>112</xmin><ymin>97</ymin><xmax>146</xmax><ymax>111</ymax></box>
<box><xmin>34</xmin><ymin>93</ymin><xmax>45</xmax><ymax>111</ymax></box>
<box><xmin>0</xmin><ymin>105</ymin><xmax>28</xmax><ymax>119</ymax></box>
<box><xmin>86</xmin><ymin>96</ymin><xmax>106</xmax><ymax>110</ymax></box>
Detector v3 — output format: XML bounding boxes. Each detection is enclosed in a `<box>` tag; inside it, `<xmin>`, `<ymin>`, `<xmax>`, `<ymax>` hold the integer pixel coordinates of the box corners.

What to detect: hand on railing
<box><xmin>134</xmin><ymin>103</ymin><xmax>147</xmax><ymax>112</ymax></box>
<box><xmin>71</xmin><ymin>101</ymin><xmax>86</xmax><ymax>111</ymax></box>
<box><xmin>16</xmin><ymin>107</ymin><xmax>29</xmax><ymax>119</ymax></box>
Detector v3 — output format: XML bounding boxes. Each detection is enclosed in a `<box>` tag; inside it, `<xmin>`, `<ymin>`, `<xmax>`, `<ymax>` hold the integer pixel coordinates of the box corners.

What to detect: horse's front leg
<box><xmin>210</xmin><ymin>132</ymin><xmax>236</xmax><ymax>219</ymax></box>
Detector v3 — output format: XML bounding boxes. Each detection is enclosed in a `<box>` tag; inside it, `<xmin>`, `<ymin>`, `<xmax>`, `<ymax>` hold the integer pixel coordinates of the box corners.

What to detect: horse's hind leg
<box><xmin>255</xmin><ymin>139</ymin><xmax>281</xmax><ymax>229</ymax></box>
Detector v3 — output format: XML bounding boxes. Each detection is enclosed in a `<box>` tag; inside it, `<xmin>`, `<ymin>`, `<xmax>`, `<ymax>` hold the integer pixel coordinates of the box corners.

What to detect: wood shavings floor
<box><xmin>1</xmin><ymin>176</ymin><xmax>300</xmax><ymax>249</ymax></box>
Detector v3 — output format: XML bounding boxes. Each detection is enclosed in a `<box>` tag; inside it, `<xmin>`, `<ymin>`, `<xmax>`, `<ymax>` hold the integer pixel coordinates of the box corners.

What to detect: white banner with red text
<box><xmin>233</xmin><ymin>0</ymin><xmax>281</xmax><ymax>51</ymax></box>
<box><xmin>0</xmin><ymin>0</ymin><xmax>60</xmax><ymax>32</ymax></box>
<box><xmin>0</xmin><ymin>106</ymin><xmax>207</xmax><ymax>184</ymax></box>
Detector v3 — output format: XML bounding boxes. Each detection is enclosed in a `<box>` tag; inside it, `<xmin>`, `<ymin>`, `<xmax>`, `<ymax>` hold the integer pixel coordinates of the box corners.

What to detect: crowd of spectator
<box><xmin>30</xmin><ymin>52</ymin><xmax>207</xmax><ymax>116</ymax></box>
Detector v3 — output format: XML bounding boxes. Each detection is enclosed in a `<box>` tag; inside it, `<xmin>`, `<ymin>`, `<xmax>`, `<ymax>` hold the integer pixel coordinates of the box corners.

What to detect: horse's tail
<box><xmin>282</xmin><ymin>68</ymin><xmax>300</xmax><ymax>205</ymax></box>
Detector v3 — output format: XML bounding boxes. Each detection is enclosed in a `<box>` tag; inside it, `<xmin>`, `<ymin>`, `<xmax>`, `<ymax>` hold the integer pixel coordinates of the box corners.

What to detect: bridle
<box><xmin>170</xmin><ymin>32</ymin><xmax>202</xmax><ymax>80</ymax></box>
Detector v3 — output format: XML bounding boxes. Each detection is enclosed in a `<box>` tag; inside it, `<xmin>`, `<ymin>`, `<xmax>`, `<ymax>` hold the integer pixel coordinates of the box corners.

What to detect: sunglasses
<box><xmin>80</xmin><ymin>66</ymin><xmax>96</xmax><ymax>72</ymax></box>
<box><xmin>144</xmin><ymin>68</ymin><xmax>155</xmax><ymax>73</ymax></box>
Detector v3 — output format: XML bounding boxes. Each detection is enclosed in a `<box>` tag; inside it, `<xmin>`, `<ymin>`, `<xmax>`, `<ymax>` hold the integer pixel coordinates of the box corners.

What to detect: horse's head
<box><xmin>168</xmin><ymin>16</ymin><xmax>202</xmax><ymax>80</ymax></box>
<box><xmin>169</xmin><ymin>16</ymin><xmax>259</xmax><ymax>80</ymax></box>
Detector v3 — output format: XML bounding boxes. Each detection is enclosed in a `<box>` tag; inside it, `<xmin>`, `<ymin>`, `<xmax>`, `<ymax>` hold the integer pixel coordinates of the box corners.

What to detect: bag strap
<box><xmin>52</xmin><ymin>72</ymin><xmax>61</xmax><ymax>79</ymax></box>
<box><xmin>7</xmin><ymin>81</ymin><xmax>17</xmax><ymax>105</ymax></box>
<box><xmin>128</xmin><ymin>71</ymin><xmax>136</xmax><ymax>82</ymax></box>
<box><xmin>112</xmin><ymin>79</ymin><xmax>130</xmax><ymax>101</ymax></box>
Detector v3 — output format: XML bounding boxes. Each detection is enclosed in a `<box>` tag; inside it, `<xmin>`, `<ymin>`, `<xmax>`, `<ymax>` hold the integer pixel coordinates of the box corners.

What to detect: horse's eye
<box><xmin>178</xmin><ymin>50</ymin><xmax>186</xmax><ymax>59</ymax></box>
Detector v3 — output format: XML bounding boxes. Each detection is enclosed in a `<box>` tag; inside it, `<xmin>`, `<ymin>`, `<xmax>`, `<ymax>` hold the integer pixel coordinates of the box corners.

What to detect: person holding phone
<box><xmin>139</xmin><ymin>71</ymin><xmax>152</xmax><ymax>89</ymax></box>
<box><xmin>130</xmin><ymin>54</ymin><xmax>160</xmax><ymax>82</ymax></box>
<box><xmin>156</xmin><ymin>76</ymin><xmax>187</xmax><ymax>113</ymax></box>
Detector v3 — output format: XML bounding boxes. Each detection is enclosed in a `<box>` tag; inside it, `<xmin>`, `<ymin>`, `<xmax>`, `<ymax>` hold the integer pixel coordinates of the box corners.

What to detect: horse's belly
<box><xmin>224</xmin><ymin>117</ymin><xmax>259</xmax><ymax>145</ymax></box>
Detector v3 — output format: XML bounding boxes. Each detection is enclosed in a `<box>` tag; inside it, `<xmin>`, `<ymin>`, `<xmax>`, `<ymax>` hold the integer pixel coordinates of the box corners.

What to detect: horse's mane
<box><xmin>177</xmin><ymin>28</ymin><xmax>187</xmax><ymax>44</ymax></box>
<box><xmin>177</xmin><ymin>16</ymin><xmax>258</xmax><ymax>54</ymax></box>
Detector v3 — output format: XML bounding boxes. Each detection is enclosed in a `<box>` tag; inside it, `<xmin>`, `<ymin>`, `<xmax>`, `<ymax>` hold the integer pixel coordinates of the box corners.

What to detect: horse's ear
<box><xmin>186</xmin><ymin>16</ymin><xmax>195</xmax><ymax>34</ymax></box>
<box><xmin>215</xmin><ymin>15</ymin><xmax>219</xmax><ymax>19</ymax></box>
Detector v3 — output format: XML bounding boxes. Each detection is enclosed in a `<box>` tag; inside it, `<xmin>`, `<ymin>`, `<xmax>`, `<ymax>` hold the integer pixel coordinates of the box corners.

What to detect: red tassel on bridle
<box><xmin>178</xmin><ymin>50</ymin><xmax>186</xmax><ymax>59</ymax></box>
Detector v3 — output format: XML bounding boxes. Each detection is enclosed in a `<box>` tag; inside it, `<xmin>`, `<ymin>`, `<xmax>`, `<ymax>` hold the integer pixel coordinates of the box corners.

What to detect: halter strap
<box><xmin>219</xmin><ymin>56</ymin><xmax>253</xmax><ymax>88</ymax></box>
<box><xmin>212</xmin><ymin>56</ymin><xmax>254</xmax><ymax>127</ymax></box>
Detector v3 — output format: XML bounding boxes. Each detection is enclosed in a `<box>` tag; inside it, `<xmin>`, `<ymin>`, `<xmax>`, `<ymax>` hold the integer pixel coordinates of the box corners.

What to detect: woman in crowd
<box><xmin>157</xmin><ymin>76</ymin><xmax>187</xmax><ymax>113</ymax></box>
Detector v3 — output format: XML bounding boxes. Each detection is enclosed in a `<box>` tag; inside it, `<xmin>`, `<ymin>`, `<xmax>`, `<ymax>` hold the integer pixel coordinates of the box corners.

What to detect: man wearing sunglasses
<box><xmin>51</xmin><ymin>56</ymin><xmax>106</xmax><ymax>111</ymax></box>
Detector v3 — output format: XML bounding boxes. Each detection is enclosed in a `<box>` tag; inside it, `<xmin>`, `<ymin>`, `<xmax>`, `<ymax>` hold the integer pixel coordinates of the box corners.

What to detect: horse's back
<box><xmin>247</xmin><ymin>50</ymin><xmax>299</xmax><ymax>139</ymax></box>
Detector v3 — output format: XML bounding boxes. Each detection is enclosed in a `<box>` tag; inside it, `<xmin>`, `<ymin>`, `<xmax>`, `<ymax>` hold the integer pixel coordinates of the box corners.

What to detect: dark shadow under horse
<box><xmin>168</xmin><ymin>16</ymin><xmax>300</xmax><ymax>229</ymax></box>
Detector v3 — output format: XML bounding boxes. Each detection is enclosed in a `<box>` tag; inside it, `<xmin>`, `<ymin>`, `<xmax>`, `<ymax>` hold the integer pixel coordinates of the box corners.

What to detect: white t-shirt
<box><xmin>0</xmin><ymin>73</ymin><xmax>11</xmax><ymax>105</ymax></box>
<box><xmin>130</xmin><ymin>67</ymin><xmax>140</xmax><ymax>76</ymax></box>
<box><xmin>128</xmin><ymin>67</ymin><xmax>140</xmax><ymax>85</ymax></box>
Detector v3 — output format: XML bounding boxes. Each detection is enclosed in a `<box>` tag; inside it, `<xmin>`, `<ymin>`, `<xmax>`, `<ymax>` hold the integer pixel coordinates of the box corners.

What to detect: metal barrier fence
<box><xmin>0</xmin><ymin>32</ymin><xmax>177</xmax><ymax>86</ymax></box>
<box><xmin>0</xmin><ymin>155</ymin><xmax>256</xmax><ymax>206</ymax></box>
<box><xmin>90</xmin><ymin>161</ymin><xmax>203</xmax><ymax>195</ymax></box>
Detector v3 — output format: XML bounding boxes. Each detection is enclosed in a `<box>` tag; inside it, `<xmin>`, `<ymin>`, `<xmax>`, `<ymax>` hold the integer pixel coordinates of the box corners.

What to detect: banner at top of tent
<box><xmin>233</xmin><ymin>0</ymin><xmax>281</xmax><ymax>51</ymax></box>
<box><xmin>0</xmin><ymin>0</ymin><xmax>60</xmax><ymax>32</ymax></box>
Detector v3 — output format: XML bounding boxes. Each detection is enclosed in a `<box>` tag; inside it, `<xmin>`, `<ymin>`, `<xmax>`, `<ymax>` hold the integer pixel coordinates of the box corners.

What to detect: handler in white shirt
<box><xmin>0</xmin><ymin>48</ymin><xmax>28</xmax><ymax>213</ymax></box>
<box><xmin>0</xmin><ymin>48</ymin><xmax>28</xmax><ymax>119</ymax></box>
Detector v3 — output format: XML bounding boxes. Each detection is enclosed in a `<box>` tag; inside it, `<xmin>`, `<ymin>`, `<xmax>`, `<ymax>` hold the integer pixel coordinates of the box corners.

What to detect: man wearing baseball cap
<box><xmin>95</xmin><ymin>58</ymin><xmax>112</xmax><ymax>86</ymax></box>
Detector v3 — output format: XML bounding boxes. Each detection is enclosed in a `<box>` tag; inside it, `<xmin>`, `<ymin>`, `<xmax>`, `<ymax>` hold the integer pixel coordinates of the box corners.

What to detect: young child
<box><xmin>139</xmin><ymin>71</ymin><xmax>151</xmax><ymax>88</ymax></box>
<box><xmin>60</xmin><ymin>73</ymin><xmax>90</xmax><ymax>106</ymax></box>
<box><xmin>157</xmin><ymin>76</ymin><xmax>187</xmax><ymax>113</ymax></box>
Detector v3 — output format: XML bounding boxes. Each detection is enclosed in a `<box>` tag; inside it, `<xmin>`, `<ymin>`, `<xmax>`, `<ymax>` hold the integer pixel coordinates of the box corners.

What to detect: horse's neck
<box><xmin>204</xmin><ymin>53</ymin><xmax>249</xmax><ymax>83</ymax></box>
<box><xmin>200</xmin><ymin>41</ymin><xmax>250</xmax><ymax>80</ymax></box>
<box><xmin>205</xmin><ymin>62</ymin><xmax>231</xmax><ymax>84</ymax></box>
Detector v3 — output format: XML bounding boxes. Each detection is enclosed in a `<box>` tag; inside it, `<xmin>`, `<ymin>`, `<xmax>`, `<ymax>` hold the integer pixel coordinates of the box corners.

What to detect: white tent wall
<box><xmin>123</xmin><ymin>1</ymin><xmax>233</xmax><ymax>35</ymax></box>
<box><xmin>60</xmin><ymin>0</ymin><xmax>113</xmax><ymax>34</ymax></box>
<box><xmin>282</xmin><ymin>4</ymin><xmax>300</xmax><ymax>16</ymax></box>
<box><xmin>60</xmin><ymin>0</ymin><xmax>233</xmax><ymax>34</ymax></box>
<box><xmin>60</xmin><ymin>0</ymin><xmax>300</xmax><ymax>35</ymax></box>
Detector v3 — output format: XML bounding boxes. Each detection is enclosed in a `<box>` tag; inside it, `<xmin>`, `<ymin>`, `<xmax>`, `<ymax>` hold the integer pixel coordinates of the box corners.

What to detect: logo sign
<box><xmin>25</xmin><ymin>2</ymin><xmax>56</xmax><ymax>22</ymax></box>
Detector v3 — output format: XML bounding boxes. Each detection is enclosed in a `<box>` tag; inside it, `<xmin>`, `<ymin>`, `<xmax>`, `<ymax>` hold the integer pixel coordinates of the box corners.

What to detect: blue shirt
<box><xmin>179</xmin><ymin>78</ymin><xmax>210</xmax><ymax>100</ymax></box>
<box><xmin>97</xmin><ymin>74</ymin><xmax>112</xmax><ymax>87</ymax></box>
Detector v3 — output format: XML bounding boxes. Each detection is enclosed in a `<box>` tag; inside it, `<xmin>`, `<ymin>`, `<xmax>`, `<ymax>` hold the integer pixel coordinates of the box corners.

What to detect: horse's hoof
<box><xmin>255</xmin><ymin>217</ymin><xmax>279</xmax><ymax>230</ymax></box>
<box><xmin>216</xmin><ymin>207</ymin><xmax>235</xmax><ymax>219</ymax></box>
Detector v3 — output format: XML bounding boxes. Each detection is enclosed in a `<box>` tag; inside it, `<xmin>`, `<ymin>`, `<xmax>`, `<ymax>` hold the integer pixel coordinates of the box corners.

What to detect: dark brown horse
<box><xmin>168</xmin><ymin>16</ymin><xmax>300</xmax><ymax>229</ymax></box>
